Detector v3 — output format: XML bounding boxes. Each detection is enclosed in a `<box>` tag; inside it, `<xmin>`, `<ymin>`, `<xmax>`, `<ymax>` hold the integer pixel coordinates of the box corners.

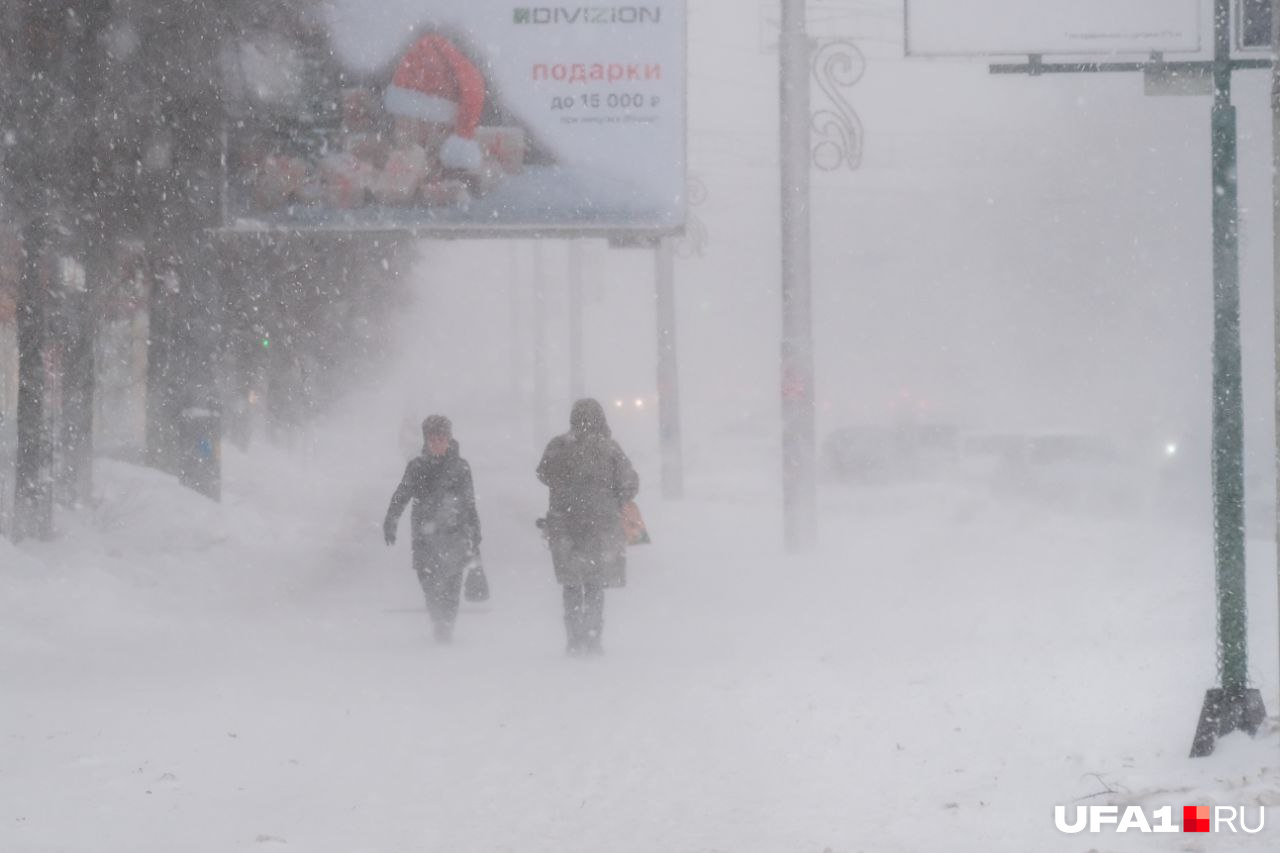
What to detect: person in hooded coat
<box><xmin>537</xmin><ymin>398</ymin><xmax>640</xmax><ymax>655</ymax></box>
<box><xmin>384</xmin><ymin>415</ymin><xmax>482</xmax><ymax>643</ymax></box>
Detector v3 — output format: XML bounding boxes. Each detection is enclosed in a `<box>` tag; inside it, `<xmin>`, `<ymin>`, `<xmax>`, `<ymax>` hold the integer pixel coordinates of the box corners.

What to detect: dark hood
<box><xmin>570</xmin><ymin>398</ymin><xmax>611</xmax><ymax>438</ymax></box>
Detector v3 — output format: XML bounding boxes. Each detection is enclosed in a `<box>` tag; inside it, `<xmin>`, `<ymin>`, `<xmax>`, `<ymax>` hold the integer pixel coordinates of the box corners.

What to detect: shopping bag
<box><xmin>621</xmin><ymin>500</ymin><xmax>651</xmax><ymax>545</ymax></box>
<box><xmin>464</xmin><ymin>559</ymin><xmax>490</xmax><ymax>602</ymax></box>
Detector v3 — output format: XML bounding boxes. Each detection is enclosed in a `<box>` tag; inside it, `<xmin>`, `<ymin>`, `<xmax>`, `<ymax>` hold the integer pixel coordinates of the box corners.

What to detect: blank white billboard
<box><xmin>905</xmin><ymin>0</ymin><xmax>1202</xmax><ymax>57</ymax></box>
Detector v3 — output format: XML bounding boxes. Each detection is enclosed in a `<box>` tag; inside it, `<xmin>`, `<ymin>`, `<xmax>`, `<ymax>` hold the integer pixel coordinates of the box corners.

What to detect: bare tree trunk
<box><xmin>145</xmin><ymin>251</ymin><xmax>182</xmax><ymax>474</ymax></box>
<box><xmin>58</xmin><ymin>265</ymin><xmax>95</xmax><ymax>507</ymax></box>
<box><xmin>15</xmin><ymin>216</ymin><xmax>52</xmax><ymax>540</ymax></box>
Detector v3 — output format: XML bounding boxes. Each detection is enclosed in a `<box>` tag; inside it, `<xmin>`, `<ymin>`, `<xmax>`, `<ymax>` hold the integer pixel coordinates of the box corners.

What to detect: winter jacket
<box><xmin>385</xmin><ymin>440</ymin><xmax>481</xmax><ymax>576</ymax></box>
<box><xmin>537</xmin><ymin>402</ymin><xmax>639</xmax><ymax>587</ymax></box>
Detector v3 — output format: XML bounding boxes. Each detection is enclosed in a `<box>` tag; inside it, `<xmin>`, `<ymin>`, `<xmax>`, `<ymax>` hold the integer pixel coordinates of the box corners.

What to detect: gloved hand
<box><xmin>383</xmin><ymin>520</ymin><xmax>397</xmax><ymax>546</ymax></box>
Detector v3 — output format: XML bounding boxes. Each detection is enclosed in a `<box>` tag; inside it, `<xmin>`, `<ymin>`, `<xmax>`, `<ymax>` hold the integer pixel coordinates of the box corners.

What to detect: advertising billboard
<box><xmin>904</xmin><ymin>0</ymin><xmax>1202</xmax><ymax>57</ymax></box>
<box><xmin>222</xmin><ymin>1</ymin><xmax>686</xmax><ymax>237</ymax></box>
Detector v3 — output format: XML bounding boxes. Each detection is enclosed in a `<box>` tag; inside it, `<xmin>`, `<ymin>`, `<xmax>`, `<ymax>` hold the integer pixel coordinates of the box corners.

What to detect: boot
<box><xmin>565</xmin><ymin>621</ymin><xmax>585</xmax><ymax>656</ymax></box>
<box><xmin>563</xmin><ymin>586</ymin><xmax>586</xmax><ymax>655</ymax></box>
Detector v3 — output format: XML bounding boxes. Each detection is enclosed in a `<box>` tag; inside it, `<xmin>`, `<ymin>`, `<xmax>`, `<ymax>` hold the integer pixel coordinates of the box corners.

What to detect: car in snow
<box><xmin>821</xmin><ymin>421</ymin><xmax>963</xmax><ymax>484</ymax></box>
<box><xmin>823</xmin><ymin>421</ymin><xmax>1187</xmax><ymax>514</ymax></box>
<box><xmin>955</xmin><ymin>429</ymin><xmax>1169</xmax><ymax>513</ymax></box>
<box><xmin>606</xmin><ymin>393</ymin><xmax>657</xmax><ymax>416</ymax></box>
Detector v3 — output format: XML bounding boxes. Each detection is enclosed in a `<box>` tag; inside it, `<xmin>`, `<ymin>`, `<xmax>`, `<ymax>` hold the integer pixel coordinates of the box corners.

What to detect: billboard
<box><xmin>221</xmin><ymin>2</ymin><xmax>686</xmax><ymax>237</ymax></box>
<box><xmin>904</xmin><ymin>0</ymin><xmax>1202</xmax><ymax>57</ymax></box>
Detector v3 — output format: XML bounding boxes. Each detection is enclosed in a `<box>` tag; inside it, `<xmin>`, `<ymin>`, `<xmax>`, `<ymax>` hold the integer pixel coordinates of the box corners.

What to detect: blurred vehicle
<box><xmin>607</xmin><ymin>394</ymin><xmax>657</xmax><ymax>416</ymax></box>
<box><xmin>825</xmin><ymin>411</ymin><xmax>1277</xmax><ymax>526</ymax></box>
<box><xmin>956</xmin><ymin>429</ymin><xmax>1166</xmax><ymax>513</ymax></box>
<box><xmin>822</xmin><ymin>422</ymin><xmax>962</xmax><ymax>484</ymax></box>
<box><xmin>599</xmin><ymin>393</ymin><xmax>658</xmax><ymax>450</ymax></box>
<box><xmin>1147</xmin><ymin>425</ymin><xmax>1274</xmax><ymax>533</ymax></box>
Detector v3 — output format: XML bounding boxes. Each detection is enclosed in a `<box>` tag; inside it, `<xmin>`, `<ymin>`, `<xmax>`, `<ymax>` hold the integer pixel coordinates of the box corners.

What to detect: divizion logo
<box><xmin>1054</xmin><ymin>805</ymin><xmax>1265</xmax><ymax>834</ymax></box>
<box><xmin>514</xmin><ymin>7</ymin><xmax>663</xmax><ymax>25</ymax></box>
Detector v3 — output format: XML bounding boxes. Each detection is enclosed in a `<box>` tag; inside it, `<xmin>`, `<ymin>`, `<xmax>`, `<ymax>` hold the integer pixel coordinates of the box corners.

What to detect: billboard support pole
<box><xmin>568</xmin><ymin>241</ymin><xmax>585</xmax><ymax>400</ymax></box>
<box><xmin>533</xmin><ymin>241</ymin><xmax>550</xmax><ymax>447</ymax></box>
<box><xmin>780</xmin><ymin>0</ymin><xmax>817</xmax><ymax>552</ymax></box>
<box><xmin>1271</xmin><ymin>0</ymin><xmax>1280</xmax><ymax>733</ymax></box>
<box><xmin>509</xmin><ymin>242</ymin><xmax>523</xmax><ymax>404</ymax></box>
<box><xmin>655</xmin><ymin>237</ymin><xmax>684</xmax><ymax>499</ymax></box>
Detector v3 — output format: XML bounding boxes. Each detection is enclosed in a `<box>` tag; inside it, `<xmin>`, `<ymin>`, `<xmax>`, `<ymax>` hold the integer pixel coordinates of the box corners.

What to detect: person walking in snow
<box><xmin>384</xmin><ymin>415</ymin><xmax>482</xmax><ymax>643</ymax></box>
<box><xmin>537</xmin><ymin>398</ymin><xmax>640</xmax><ymax>656</ymax></box>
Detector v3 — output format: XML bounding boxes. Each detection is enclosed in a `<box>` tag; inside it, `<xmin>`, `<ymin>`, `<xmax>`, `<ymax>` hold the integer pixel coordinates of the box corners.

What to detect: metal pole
<box><xmin>1210</xmin><ymin>0</ymin><xmax>1248</xmax><ymax>694</ymax></box>
<box><xmin>1271</xmin><ymin>0</ymin><xmax>1280</xmax><ymax>709</ymax></box>
<box><xmin>1190</xmin><ymin>0</ymin><xmax>1265</xmax><ymax>757</ymax></box>
<box><xmin>1210</xmin><ymin>0</ymin><xmax>1248</xmax><ymax>693</ymax></box>
<box><xmin>780</xmin><ymin>0</ymin><xmax>817</xmax><ymax>552</ymax></box>
<box><xmin>532</xmin><ymin>241</ymin><xmax>550</xmax><ymax>446</ymax></box>
<box><xmin>509</xmin><ymin>242</ymin><xmax>523</xmax><ymax>404</ymax></box>
<box><xmin>655</xmin><ymin>237</ymin><xmax>684</xmax><ymax>499</ymax></box>
<box><xmin>568</xmin><ymin>241</ymin><xmax>585</xmax><ymax>400</ymax></box>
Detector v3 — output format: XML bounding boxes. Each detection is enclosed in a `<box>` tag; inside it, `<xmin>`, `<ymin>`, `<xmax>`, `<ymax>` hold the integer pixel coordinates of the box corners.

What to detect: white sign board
<box><xmin>905</xmin><ymin>0</ymin><xmax>1202</xmax><ymax>57</ymax></box>
<box><xmin>224</xmin><ymin>0</ymin><xmax>686</xmax><ymax>236</ymax></box>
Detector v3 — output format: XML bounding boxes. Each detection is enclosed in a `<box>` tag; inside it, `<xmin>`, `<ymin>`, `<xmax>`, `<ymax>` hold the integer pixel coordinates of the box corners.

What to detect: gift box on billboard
<box><xmin>372</xmin><ymin>144</ymin><xmax>431</xmax><ymax>206</ymax></box>
<box><xmin>474</xmin><ymin>126</ymin><xmax>526</xmax><ymax>175</ymax></box>
<box><xmin>318</xmin><ymin>152</ymin><xmax>378</xmax><ymax>209</ymax></box>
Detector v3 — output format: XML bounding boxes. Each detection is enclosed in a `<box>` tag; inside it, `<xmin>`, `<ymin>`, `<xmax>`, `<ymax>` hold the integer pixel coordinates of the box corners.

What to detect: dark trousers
<box><xmin>413</xmin><ymin>536</ymin><xmax>467</xmax><ymax>635</ymax></box>
<box><xmin>562</xmin><ymin>580</ymin><xmax>604</xmax><ymax>650</ymax></box>
<box><xmin>416</xmin><ymin>568</ymin><xmax>463</xmax><ymax>631</ymax></box>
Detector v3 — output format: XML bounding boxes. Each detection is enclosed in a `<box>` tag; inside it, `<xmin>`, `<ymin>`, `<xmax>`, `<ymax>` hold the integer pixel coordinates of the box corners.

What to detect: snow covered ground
<box><xmin>3</xmin><ymin>393</ymin><xmax>1279</xmax><ymax>853</ymax></box>
<box><xmin>9</xmin><ymin>2</ymin><xmax>1280</xmax><ymax>850</ymax></box>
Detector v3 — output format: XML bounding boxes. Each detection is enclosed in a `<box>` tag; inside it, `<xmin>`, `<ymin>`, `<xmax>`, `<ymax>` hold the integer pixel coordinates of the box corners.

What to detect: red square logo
<box><xmin>1184</xmin><ymin>806</ymin><xmax>1211</xmax><ymax>833</ymax></box>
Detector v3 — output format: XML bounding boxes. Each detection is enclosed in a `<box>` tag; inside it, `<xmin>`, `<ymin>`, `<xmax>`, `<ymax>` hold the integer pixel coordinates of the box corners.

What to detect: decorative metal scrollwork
<box><xmin>810</xmin><ymin>39</ymin><xmax>865</xmax><ymax>172</ymax></box>
<box><xmin>676</xmin><ymin>175</ymin><xmax>709</xmax><ymax>259</ymax></box>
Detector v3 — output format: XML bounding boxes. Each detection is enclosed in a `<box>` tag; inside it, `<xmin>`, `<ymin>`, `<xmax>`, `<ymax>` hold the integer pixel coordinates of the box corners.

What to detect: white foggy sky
<box><xmin>384</xmin><ymin>0</ymin><xmax>1276</xmax><ymax>481</ymax></box>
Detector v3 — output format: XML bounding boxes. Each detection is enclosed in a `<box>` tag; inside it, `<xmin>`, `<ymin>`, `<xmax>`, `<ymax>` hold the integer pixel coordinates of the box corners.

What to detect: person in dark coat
<box><xmin>384</xmin><ymin>415</ymin><xmax>481</xmax><ymax>643</ymax></box>
<box><xmin>537</xmin><ymin>398</ymin><xmax>640</xmax><ymax>655</ymax></box>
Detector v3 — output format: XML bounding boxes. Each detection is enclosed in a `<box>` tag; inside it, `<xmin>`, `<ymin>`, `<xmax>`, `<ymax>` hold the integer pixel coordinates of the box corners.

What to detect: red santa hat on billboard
<box><xmin>384</xmin><ymin>33</ymin><xmax>486</xmax><ymax>173</ymax></box>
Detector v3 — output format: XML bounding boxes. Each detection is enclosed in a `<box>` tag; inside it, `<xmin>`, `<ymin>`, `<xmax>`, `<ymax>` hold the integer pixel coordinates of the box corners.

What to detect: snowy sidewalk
<box><xmin>3</xmin><ymin>423</ymin><xmax>1280</xmax><ymax>852</ymax></box>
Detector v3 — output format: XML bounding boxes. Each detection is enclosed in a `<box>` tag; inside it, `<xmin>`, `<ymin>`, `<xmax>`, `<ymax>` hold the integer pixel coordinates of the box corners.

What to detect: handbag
<box><xmin>621</xmin><ymin>500</ymin><xmax>651</xmax><ymax>545</ymax></box>
<box><xmin>464</xmin><ymin>557</ymin><xmax>490</xmax><ymax>602</ymax></box>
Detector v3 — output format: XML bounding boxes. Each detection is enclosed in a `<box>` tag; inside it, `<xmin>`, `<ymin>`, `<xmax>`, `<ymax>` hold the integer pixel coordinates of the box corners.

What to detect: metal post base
<box><xmin>1190</xmin><ymin>688</ymin><xmax>1266</xmax><ymax>757</ymax></box>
